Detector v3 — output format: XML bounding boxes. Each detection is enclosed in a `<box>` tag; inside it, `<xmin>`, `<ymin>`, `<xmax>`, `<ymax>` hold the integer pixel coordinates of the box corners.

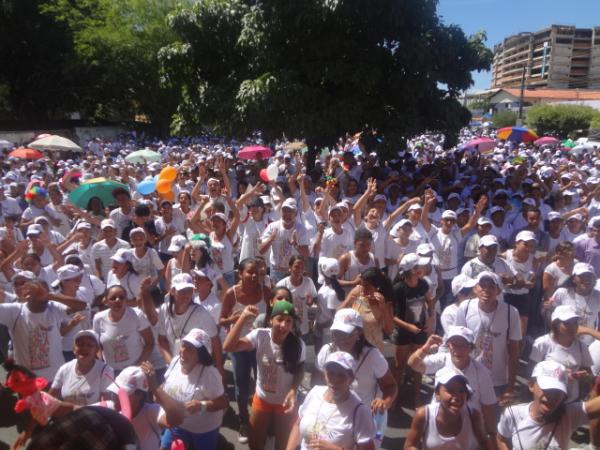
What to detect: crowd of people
<box><xmin>0</xmin><ymin>128</ymin><xmax>599</xmax><ymax>449</ymax></box>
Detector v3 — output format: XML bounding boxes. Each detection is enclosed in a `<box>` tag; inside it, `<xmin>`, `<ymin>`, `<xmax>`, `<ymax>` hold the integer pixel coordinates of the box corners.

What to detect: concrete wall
<box><xmin>0</xmin><ymin>126</ymin><xmax>126</xmax><ymax>147</ymax></box>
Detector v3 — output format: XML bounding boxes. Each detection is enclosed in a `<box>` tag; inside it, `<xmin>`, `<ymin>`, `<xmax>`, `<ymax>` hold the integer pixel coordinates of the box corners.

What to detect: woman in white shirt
<box><xmin>276</xmin><ymin>255</ymin><xmax>317</xmax><ymax>338</ymax></box>
<box><xmin>542</xmin><ymin>241</ymin><xmax>575</xmax><ymax>304</ymax></box>
<box><xmin>225</xmin><ymin>300</ymin><xmax>305</xmax><ymax>450</ymax></box>
<box><xmin>498</xmin><ymin>360</ymin><xmax>600</xmax><ymax>450</ymax></box>
<box><xmin>209</xmin><ymin>200</ymin><xmax>240</xmax><ymax>286</ymax></box>
<box><xmin>106</xmin><ymin>248</ymin><xmax>142</xmax><ymax>302</ymax></box>
<box><xmin>316</xmin><ymin>309</ymin><xmax>397</xmax><ymax>448</ymax></box>
<box><xmin>50</xmin><ymin>329</ymin><xmax>114</xmax><ymax>406</ymax></box>
<box><xmin>92</xmin><ymin>285</ymin><xmax>153</xmax><ymax>374</ymax></box>
<box><xmin>286</xmin><ymin>350</ymin><xmax>376</xmax><ymax>450</ymax></box>
<box><xmin>405</xmin><ymin>368</ymin><xmax>491</xmax><ymax>450</ymax></box>
<box><xmin>155</xmin><ymin>328</ymin><xmax>228</xmax><ymax>450</ymax></box>
<box><xmin>530</xmin><ymin>305</ymin><xmax>593</xmax><ymax>403</ymax></box>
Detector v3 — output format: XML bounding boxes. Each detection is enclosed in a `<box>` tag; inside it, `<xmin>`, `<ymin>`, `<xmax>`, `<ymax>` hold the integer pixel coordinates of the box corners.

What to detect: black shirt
<box><xmin>392</xmin><ymin>278</ymin><xmax>429</xmax><ymax>328</ymax></box>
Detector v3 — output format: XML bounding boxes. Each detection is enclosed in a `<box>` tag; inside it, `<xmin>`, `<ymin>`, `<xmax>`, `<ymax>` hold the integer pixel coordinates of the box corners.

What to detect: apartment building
<box><xmin>491</xmin><ymin>25</ymin><xmax>600</xmax><ymax>90</ymax></box>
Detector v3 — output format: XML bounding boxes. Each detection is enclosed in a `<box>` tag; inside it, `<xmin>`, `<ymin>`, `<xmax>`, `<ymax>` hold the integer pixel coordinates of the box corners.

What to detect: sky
<box><xmin>437</xmin><ymin>0</ymin><xmax>600</xmax><ymax>92</ymax></box>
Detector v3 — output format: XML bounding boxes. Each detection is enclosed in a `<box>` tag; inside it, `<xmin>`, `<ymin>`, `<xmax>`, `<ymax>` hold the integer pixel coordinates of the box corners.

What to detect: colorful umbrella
<box><xmin>461</xmin><ymin>137</ymin><xmax>496</xmax><ymax>153</ymax></box>
<box><xmin>68</xmin><ymin>178</ymin><xmax>129</xmax><ymax>209</ymax></box>
<box><xmin>237</xmin><ymin>145</ymin><xmax>272</xmax><ymax>160</ymax></box>
<box><xmin>534</xmin><ymin>136</ymin><xmax>559</xmax><ymax>146</ymax></box>
<box><xmin>125</xmin><ymin>148</ymin><xmax>161</xmax><ymax>164</ymax></box>
<box><xmin>8</xmin><ymin>148</ymin><xmax>44</xmax><ymax>160</ymax></box>
<box><xmin>29</xmin><ymin>135</ymin><xmax>82</xmax><ymax>152</ymax></box>
<box><xmin>496</xmin><ymin>127</ymin><xmax>538</xmax><ymax>143</ymax></box>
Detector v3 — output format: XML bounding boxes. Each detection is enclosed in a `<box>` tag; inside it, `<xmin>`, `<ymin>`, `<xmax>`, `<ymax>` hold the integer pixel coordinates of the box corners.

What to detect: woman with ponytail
<box><xmin>224</xmin><ymin>300</ymin><xmax>305</xmax><ymax>450</ymax></box>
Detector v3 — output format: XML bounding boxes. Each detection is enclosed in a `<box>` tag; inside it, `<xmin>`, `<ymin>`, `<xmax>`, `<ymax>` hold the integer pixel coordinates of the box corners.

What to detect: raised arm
<box><xmin>460</xmin><ymin>195</ymin><xmax>487</xmax><ymax>237</ymax></box>
<box><xmin>383</xmin><ymin>196</ymin><xmax>421</xmax><ymax>230</ymax></box>
<box><xmin>420</xmin><ymin>191</ymin><xmax>436</xmax><ymax>233</ymax></box>
<box><xmin>222</xmin><ymin>305</ymin><xmax>257</xmax><ymax>352</ymax></box>
<box><xmin>352</xmin><ymin>178</ymin><xmax>377</xmax><ymax>227</ymax></box>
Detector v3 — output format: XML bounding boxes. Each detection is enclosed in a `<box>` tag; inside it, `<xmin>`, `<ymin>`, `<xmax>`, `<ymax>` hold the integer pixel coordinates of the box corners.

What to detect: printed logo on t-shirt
<box><xmin>260</xmin><ymin>353</ymin><xmax>281</xmax><ymax>393</ymax></box>
<box><xmin>30</xmin><ymin>325</ymin><xmax>51</xmax><ymax>370</ymax></box>
<box><xmin>113</xmin><ymin>335</ymin><xmax>130</xmax><ymax>363</ymax></box>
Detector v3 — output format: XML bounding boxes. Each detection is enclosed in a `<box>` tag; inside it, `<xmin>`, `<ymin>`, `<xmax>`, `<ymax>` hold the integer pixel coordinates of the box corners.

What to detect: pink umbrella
<box><xmin>534</xmin><ymin>136</ymin><xmax>559</xmax><ymax>146</ymax></box>
<box><xmin>35</xmin><ymin>133</ymin><xmax>52</xmax><ymax>140</ymax></box>
<box><xmin>237</xmin><ymin>145</ymin><xmax>272</xmax><ymax>160</ymax></box>
<box><xmin>461</xmin><ymin>137</ymin><xmax>496</xmax><ymax>153</ymax></box>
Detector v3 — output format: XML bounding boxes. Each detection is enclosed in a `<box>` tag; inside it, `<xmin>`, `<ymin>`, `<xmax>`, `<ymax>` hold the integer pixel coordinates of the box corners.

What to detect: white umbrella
<box><xmin>29</xmin><ymin>135</ymin><xmax>82</xmax><ymax>152</ymax></box>
<box><xmin>0</xmin><ymin>139</ymin><xmax>13</xmax><ymax>149</ymax></box>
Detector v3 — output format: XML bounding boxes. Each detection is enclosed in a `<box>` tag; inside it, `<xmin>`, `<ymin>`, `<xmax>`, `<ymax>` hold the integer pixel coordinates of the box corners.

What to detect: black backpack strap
<box><xmin>352</xmin><ymin>402</ymin><xmax>363</xmax><ymax>444</ymax></box>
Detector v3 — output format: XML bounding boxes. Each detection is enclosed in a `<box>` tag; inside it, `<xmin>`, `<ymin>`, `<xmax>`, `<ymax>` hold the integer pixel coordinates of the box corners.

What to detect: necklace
<box><xmin>310</xmin><ymin>391</ymin><xmax>343</xmax><ymax>440</ymax></box>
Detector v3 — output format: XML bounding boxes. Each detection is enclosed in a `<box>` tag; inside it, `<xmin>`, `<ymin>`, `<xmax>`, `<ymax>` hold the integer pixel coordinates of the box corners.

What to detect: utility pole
<box><xmin>517</xmin><ymin>65</ymin><xmax>526</xmax><ymax>126</ymax></box>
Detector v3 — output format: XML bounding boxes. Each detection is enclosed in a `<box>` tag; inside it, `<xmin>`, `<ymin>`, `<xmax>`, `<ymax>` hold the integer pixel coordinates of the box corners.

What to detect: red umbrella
<box><xmin>8</xmin><ymin>148</ymin><xmax>44</xmax><ymax>160</ymax></box>
<box><xmin>237</xmin><ymin>146</ymin><xmax>272</xmax><ymax>160</ymax></box>
<box><xmin>534</xmin><ymin>136</ymin><xmax>559</xmax><ymax>146</ymax></box>
<box><xmin>461</xmin><ymin>137</ymin><xmax>496</xmax><ymax>154</ymax></box>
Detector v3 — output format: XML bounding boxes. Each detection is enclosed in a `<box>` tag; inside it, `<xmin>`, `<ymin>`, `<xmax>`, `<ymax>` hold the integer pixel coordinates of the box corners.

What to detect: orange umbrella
<box><xmin>8</xmin><ymin>148</ymin><xmax>44</xmax><ymax>160</ymax></box>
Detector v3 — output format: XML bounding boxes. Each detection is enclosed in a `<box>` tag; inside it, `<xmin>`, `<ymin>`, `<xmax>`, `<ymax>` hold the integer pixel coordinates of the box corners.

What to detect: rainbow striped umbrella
<box><xmin>496</xmin><ymin>127</ymin><xmax>538</xmax><ymax>143</ymax></box>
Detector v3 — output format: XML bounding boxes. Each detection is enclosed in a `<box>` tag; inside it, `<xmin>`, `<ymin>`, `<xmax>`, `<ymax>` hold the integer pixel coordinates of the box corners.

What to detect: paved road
<box><xmin>0</xmin><ymin>340</ymin><xmax>590</xmax><ymax>449</ymax></box>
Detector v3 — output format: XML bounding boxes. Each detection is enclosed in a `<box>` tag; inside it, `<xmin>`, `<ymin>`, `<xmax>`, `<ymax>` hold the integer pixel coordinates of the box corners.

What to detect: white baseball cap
<box><xmin>547</xmin><ymin>211</ymin><xmax>562</xmax><ymax>222</ymax></box>
<box><xmin>281</xmin><ymin>198</ymin><xmax>297</xmax><ymax>211</ymax></box>
<box><xmin>373</xmin><ymin>194</ymin><xmax>386</xmax><ymax>203</ymax></box>
<box><xmin>407</xmin><ymin>203</ymin><xmax>423</xmax><ymax>212</ymax></box>
<box><xmin>477</xmin><ymin>217</ymin><xmax>492</xmax><ymax>227</ymax></box>
<box><xmin>434</xmin><ymin>367</ymin><xmax>473</xmax><ymax>393</ymax></box>
<box><xmin>76</xmin><ymin>221</ymin><xmax>92</xmax><ymax>230</ymax></box>
<box><xmin>318</xmin><ymin>257</ymin><xmax>340</xmax><ymax>278</ymax></box>
<box><xmin>446</xmin><ymin>325</ymin><xmax>475</xmax><ymax>344</ymax></box>
<box><xmin>74</xmin><ymin>329</ymin><xmax>100</xmax><ymax>345</ymax></box>
<box><xmin>191</xmin><ymin>268</ymin><xmax>212</xmax><ymax>282</ymax></box>
<box><xmin>167</xmin><ymin>235</ymin><xmax>187</xmax><ymax>253</ymax></box>
<box><xmin>111</xmin><ymin>248</ymin><xmax>132</xmax><ymax>264</ymax></box>
<box><xmin>12</xmin><ymin>271</ymin><xmax>38</xmax><ymax>282</ymax></box>
<box><xmin>26</xmin><ymin>224</ymin><xmax>43</xmax><ymax>236</ymax></box>
<box><xmin>566</xmin><ymin>213</ymin><xmax>583</xmax><ymax>222</ymax></box>
<box><xmin>551</xmin><ymin>305</ymin><xmax>580</xmax><ymax>323</ymax></box>
<box><xmin>447</xmin><ymin>193</ymin><xmax>461</xmax><ymax>201</ymax></box>
<box><xmin>475</xmin><ymin>271</ymin><xmax>501</xmax><ymax>287</ymax></box>
<box><xmin>55</xmin><ymin>264</ymin><xmax>83</xmax><ymax>281</ymax></box>
<box><xmin>479</xmin><ymin>234</ymin><xmax>499</xmax><ymax>247</ymax></box>
<box><xmin>331</xmin><ymin>308</ymin><xmax>363</xmax><ymax>334</ymax></box>
<box><xmin>171</xmin><ymin>273</ymin><xmax>195</xmax><ymax>291</ymax></box>
<box><xmin>441</xmin><ymin>210</ymin><xmax>457</xmax><ymax>220</ymax></box>
<box><xmin>182</xmin><ymin>328</ymin><xmax>212</xmax><ymax>353</ymax></box>
<box><xmin>515</xmin><ymin>230</ymin><xmax>536</xmax><ymax>242</ymax></box>
<box><xmin>100</xmin><ymin>219</ymin><xmax>116</xmax><ymax>230</ymax></box>
<box><xmin>451</xmin><ymin>274</ymin><xmax>476</xmax><ymax>296</ymax></box>
<box><xmin>129</xmin><ymin>227</ymin><xmax>146</xmax><ymax>238</ymax></box>
<box><xmin>573</xmin><ymin>262</ymin><xmax>595</xmax><ymax>276</ymax></box>
<box><xmin>490</xmin><ymin>206</ymin><xmax>505</xmax><ymax>215</ymax></box>
<box><xmin>522</xmin><ymin>198</ymin><xmax>537</xmax><ymax>207</ymax></box>
<box><xmin>107</xmin><ymin>366</ymin><xmax>149</xmax><ymax>395</ymax></box>
<box><xmin>532</xmin><ymin>360</ymin><xmax>568</xmax><ymax>394</ymax></box>
<box><xmin>399</xmin><ymin>253</ymin><xmax>431</xmax><ymax>271</ymax></box>
<box><xmin>324</xmin><ymin>351</ymin><xmax>356</xmax><ymax>374</ymax></box>
<box><xmin>210</xmin><ymin>212</ymin><xmax>227</xmax><ymax>223</ymax></box>
<box><xmin>416</xmin><ymin>243</ymin><xmax>439</xmax><ymax>265</ymax></box>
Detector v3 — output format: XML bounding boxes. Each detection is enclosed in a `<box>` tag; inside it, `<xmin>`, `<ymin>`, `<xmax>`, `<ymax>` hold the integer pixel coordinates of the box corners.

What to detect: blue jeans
<box><xmin>231</xmin><ymin>350</ymin><xmax>256</xmax><ymax>425</ymax></box>
<box><xmin>222</xmin><ymin>270</ymin><xmax>235</xmax><ymax>288</ymax></box>
<box><xmin>160</xmin><ymin>426</ymin><xmax>219</xmax><ymax>450</ymax></box>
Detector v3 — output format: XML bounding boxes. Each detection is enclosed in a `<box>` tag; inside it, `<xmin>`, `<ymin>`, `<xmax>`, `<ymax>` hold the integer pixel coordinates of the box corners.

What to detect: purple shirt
<box><xmin>575</xmin><ymin>237</ymin><xmax>600</xmax><ymax>276</ymax></box>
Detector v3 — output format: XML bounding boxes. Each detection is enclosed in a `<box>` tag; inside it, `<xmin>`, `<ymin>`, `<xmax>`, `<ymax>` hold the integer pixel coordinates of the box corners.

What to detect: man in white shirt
<box><xmin>91</xmin><ymin>219</ymin><xmax>131</xmax><ymax>281</ymax></box>
<box><xmin>0</xmin><ymin>184</ymin><xmax>22</xmax><ymax>226</ymax></box>
<box><xmin>454</xmin><ymin>271</ymin><xmax>522</xmax><ymax>404</ymax></box>
<box><xmin>315</xmin><ymin>203</ymin><xmax>354</xmax><ymax>260</ymax></box>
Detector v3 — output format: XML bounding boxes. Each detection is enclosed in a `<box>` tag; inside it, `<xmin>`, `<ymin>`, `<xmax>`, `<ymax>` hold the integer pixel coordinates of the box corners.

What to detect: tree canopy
<box><xmin>525</xmin><ymin>103</ymin><xmax>600</xmax><ymax>137</ymax></box>
<box><xmin>160</xmin><ymin>0</ymin><xmax>492</xmax><ymax>158</ymax></box>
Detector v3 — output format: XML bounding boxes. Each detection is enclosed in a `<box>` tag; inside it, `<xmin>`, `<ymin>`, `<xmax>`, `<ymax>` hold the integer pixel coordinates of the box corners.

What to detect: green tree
<box><xmin>160</xmin><ymin>0</ymin><xmax>492</xmax><ymax>162</ymax></box>
<box><xmin>525</xmin><ymin>103</ymin><xmax>598</xmax><ymax>137</ymax></box>
<box><xmin>0</xmin><ymin>0</ymin><xmax>82</xmax><ymax>120</ymax></box>
<box><xmin>41</xmin><ymin>0</ymin><xmax>183</xmax><ymax>131</ymax></box>
<box><xmin>590</xmin><ymin>114</ymin><xmax>600</xmax><ymax>130</ymax></box>
<box><xmin>492</xmin><ymin>110</ymin><xmax>517</xmax><ymax>128</ymax></box>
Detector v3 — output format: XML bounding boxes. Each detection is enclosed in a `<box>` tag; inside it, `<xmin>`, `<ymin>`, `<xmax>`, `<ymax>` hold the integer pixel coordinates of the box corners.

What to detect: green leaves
<box><xmin>525</xmin><ymin>104</ymin><xmax>600</xmax><ymax>137</ymax></box>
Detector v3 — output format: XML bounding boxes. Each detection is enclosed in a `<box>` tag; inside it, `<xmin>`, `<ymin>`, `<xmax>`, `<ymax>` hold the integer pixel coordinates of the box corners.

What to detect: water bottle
<box><xmin>373</xmin><ymin>411</ymin><xmax>386</xmax><ymax>447</ymax></box>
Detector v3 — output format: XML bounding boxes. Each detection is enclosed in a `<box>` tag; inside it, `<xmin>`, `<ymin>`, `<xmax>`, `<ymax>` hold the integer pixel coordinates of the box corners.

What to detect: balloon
<box><xmin>159</xmin><ymin>166</ymin><xmax>177</xmax><ymax>182</ymax></box>
<box><xmin>259</xmin><ymin>169</ymin><xmax>269</xmax><ymax>183</ymax></box>
<box><xmin>137</xmin><ymin>179</ymin><xmax>156</xmax><ymax>195</ymax></box>
<box><xmin>156</xmin><ymin>178</ymin><xmax>171</xmax><ymax>194</ymax></box>
<box><xmin>159</xmin><ymin>190</ymin><xmax>175</xmax><ymax>202</ymax></box>
<box><xmin>266</xmin><ymin>164</ymin><xmax>278</xmax><ymax>181</ymax></box>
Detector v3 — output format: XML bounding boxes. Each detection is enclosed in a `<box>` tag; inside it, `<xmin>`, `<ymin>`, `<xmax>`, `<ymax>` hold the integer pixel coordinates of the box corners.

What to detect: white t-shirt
<box><xmin>130</xmin><ymin>247</ymin><xmax>164</xmax><ymax>279</ymax></box>
<box><xmin>246</xmin><ymin>328</ymin><xmax>306</xmax><ymax>405</ymax></box>
<box><xmin>504</xmin><ymin>249</ymin><xmax>535</xmax><ymax>295</ymax></box>
<box><xmin>159</xmin><ymin>357</ymin><xmax>224</xmax><ymax>433</ymax></box>
<box><xmin>155</xmin><ymin>214</ymin><xmax>186</xmax><ymax>254</ymax></box>
<box><xmin>440</xmin><ymin>303</ymin><xmax>460</xmax><ymax>336</ymax></box>
<box><xmin>543</xmin><ymin>262</ymin><xmax>572</xmax><ymax>290</ymax></box>
<box><xmin>106</xmin><ymin>270</ymin><xmax>142</xmax><ymax>301</ymax></box>
<box><xmin>239</xmin><ymin>217</ymin><xmax>269</xmax><ymax>261</ymax></box>
<box><xmin>261</xmin><ymin>220</ymin><xmax>309</xmax><ymax>269</ymax></box>
<box><xmin>422</xmin><ymin>352</ymin><xmax>497</xmax><ymax>410</ymax></box>
<box><xmin>61</xmin><ymin>288</ymin><xmax>93</xmax><ymax>352</ymax></box>
<box><xmin>498</xmin><ymin>401</ymin><xmax>588</xmax><ymax>450</ymax></box>
<box><xmin>131</xmin><ymin>402</ymin><xmax>162</xmax><ymax>450</ymax></box>
<box><xmin>320</xmin><ymin>227</ymin><xmax>354</xmax><ymax>260</ymax></box>
<box><xmin>316</xmin><ymin>343</ymin><xmax>388</xmax><ymax>408</ymax></box>
<box><xmin>589</xmin><ymin>340</ymin><xmax>600</xmax><ymax>376</ymax></box>
<box><xmin>51</xmin><ymin>359</ymin><xmax>114</xmax><ymax>406</ymax></box>
<box><xmin>298</xmin><ymin>385</ymin><xmax>375</xmax><ymax>450</ymax></box>
<box><xmin>91</xmin><ymin>239</ymin><xmax>131</xmax><ymax>280</ymax></box>
<box><xmin>92</xmin><ymin>307</ymin><xmax>150</xmax><ymax>370</ymax></box>
<box><xmin>0</xmin><ymin>301</ymin><xmax>68</xmax><ymax>380</ymax></box>
<box><xmin>109</xmin><ymin>207</ymin><xmax>133</xmax><ymax>237</ymax></box>
<box><xmin>276</xmin><ymin>277</ymin><xmax>317</xmax><ymax>335</ymax></box>
<box><xmin>530</xmin><ymin>334</ymin><xmax>593</xmax><ymax>403</ymax></box>
<box><xmin>157</xmin><ymin>302</ymin><xmax>218</xmax><ymax>357</ymax></box>
<box><xmin>385</xmin><ymin>238</ymin><xmax>419</xmax><ymax>282</ymax></box>
<box><xmin>428</xmin><ymin>226</ymin><xmax>463</xmax><ymax>279</ymax></box>
<box><xmin>551</xmin><ymin>288</ymin><xmax>600</xmax><ymax>345</ymax></box>
<box><xmin>316</xmin><ymin>284</ymin><xmax>340</xmax><ymax>326</ymax></box>
<box><xmin>454</xmin><ymin>299</ymin><xmax>522</xmax><ymax>386</ymax></box>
